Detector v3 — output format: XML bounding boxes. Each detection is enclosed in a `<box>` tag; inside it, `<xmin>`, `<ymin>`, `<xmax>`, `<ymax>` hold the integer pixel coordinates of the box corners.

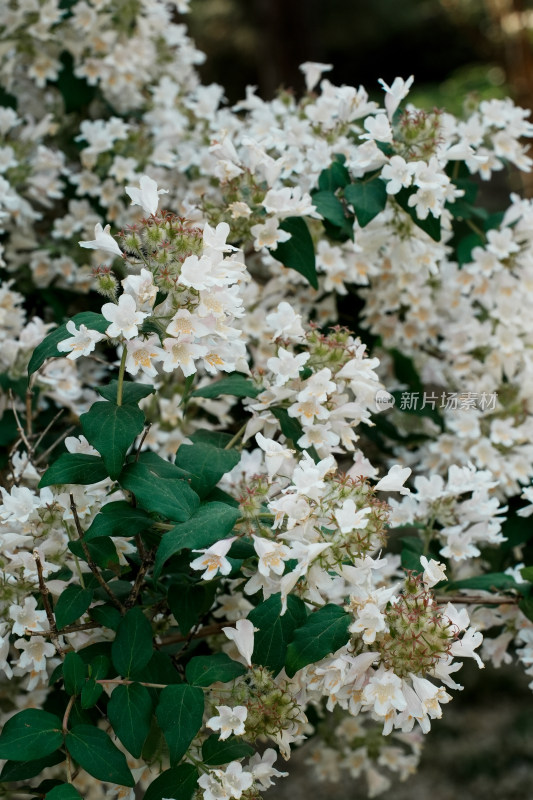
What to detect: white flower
<box><xmin>124</xmin><ymin>337</ymin><xmax>164</xmax><ymax>377</ymax></box>
<box><xmin>222</xmin><ymin>618</ymin><xmax>256</xmax><ymax>667</ymax></box>
<box><xmin>248</xmin><ymin>748</ymin><xmax>288</xmax><ymax>790</ymax></box>
<box><xmin>14</xmin><ymin>636</ymin><xmax>56</xmax><ymax>672</ymax></box>
<box><xmin>207</xmin><ymin>705</ymin><xmax>248</xmax><ymax>740</ymax></box>
<box><xmin>79</xmin><ymin>223</ymin><xmax>123</xmax><ymax>257</ymax></box>
<box><xmin>161</xmin><ymin>337</ymin><xmax>208</xmax><ymax>376</ymax></box>
<box><xmin>265</xmin><ymin>302</ymin><xmax>305</xmax><ymax>340</ymax></box>
<box><xmin>221</xmin><ymin>762</ymin><xmax>254</xmax><ymax>799</ymax></box>
<box><xmin>190</xmin><ymin>538</ymin><xmax>236</xmax><ymax>580</ymax></box>
<box><xmin>250</xmin><ymin>217</ymin><xmax>291</xmax><ymax>251</ymax></box>
<box><xmin>0</xmin><ymin>486</ymin><xmax>40</xmax><ymax>523</ymax></box>
<box><xmin>378</xmin><ymin>75</ymin><xmax>414</xmax><ymax>119</ymax></box>
<box><xmin>10</xmin><ymin>597</ymin><xmax>48</xmax><ymax>637</ymax></box>
<box><xmin>101</xmin><ymin>294</ymin><xmax>148</xmax><ymax>340</ymax></box>
<box><xmin>334</xmin><ymin>499</ymin><xmax>371</xmax><ymax>534</ymax></box>
<box><xmin>57</xmin><ymin>320</ymin><xmax>106</xmax><ymax>359</ymax></box>
<box><xmin>122</xmin><ymin>268</ymin><xmax>157</xmax><ymax>311</ymax></box>
<box><xmin>203</xmin><ymin>221</ymin><xmax>238</xmax><ymax>253</ymax></box>
<box><xmin>125</xmin><ymin>174</ymin><xmax>168</xmax><ymax>216</ymax></box>
<box><xmin>375</xmin><ymin>465</ymin><xmax>411</xmax><ymax>494</ymax></box>
<box><xmin>420</xmin><ymin>556</ymin><xmax>447</xmax><ymax>588</ymax></box>
<box><xmin>299</xmin><ymin>61</ymin><xmax>333</xmax><ymax>92</ymax></box>
<box><xmin>255</xmin><ymin>432</ymin><xmax>294</xmax><ymax>479</ymax></box>
<box><xmin>266</xmin><ymin>347</ymin><xmax>309</xmax><ymax>386</ymax></box>
<box><xmin>362</xmin><ymin>667</ymin><xmax>407</xmax><ymax>717</ymax></box>
<box><xmin>252</xmin><ymin>535</ymin><xmax>290</xmax><ymax>576</ymax></box>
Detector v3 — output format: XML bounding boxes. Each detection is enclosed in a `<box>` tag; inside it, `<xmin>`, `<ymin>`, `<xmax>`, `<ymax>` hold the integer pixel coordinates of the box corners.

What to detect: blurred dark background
<box><xmin>187</xmin><ymin>0</ymin><xmax>533</xmax><ymax>113</ymax></box>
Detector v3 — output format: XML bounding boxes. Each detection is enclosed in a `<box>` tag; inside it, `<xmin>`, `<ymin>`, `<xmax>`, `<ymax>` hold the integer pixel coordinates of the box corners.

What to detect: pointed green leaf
<box><xmin>0</xmin><ymin>751</ymin><xmax>64</xmax><ymax>782</ymax></box>
<box><xmin>344</xmin><ymin>175</ymin><xmax>387</xmax><ymax>227</ymax></box>
<box><xmin>318</xmin><ymin>158</ymin><xmax>350</xmax><ymax>192</ymax></box>
<box><xmin>395</xmin><ymin>187</ymin><xmax>441</xmax><ymax>242</ymax></box>
<box><xmin>312</xmin><ymin>190</ymin><xmax>353</xmax><ymax>236</ymax></box>
<box><xmin>68</xmin><ymin>537</ymin><xmax>119</xmax><ymax>571</ymax></box>
<box><xmin>248</xmin><ymin>593</ymin><xmax>308</xmax><ymax>675</ymax></box>
<box><xmin>63</xmin><ymin>652</ymin><xmax>88</xmax><ymax>696</ymax></box>
<box><xmin>45</xmin><ymin>785</ymin><xmax>83</xmax><ymax>799</ymax></box>
<box><xmin>89</xmin><ymin>603</ymin><xmax>121</xmax><ymax>631</ymax></box>
<box><xmin>80</xmin><ymin>401</ymin><xmax>145</xmax><ymax>480</ymax></box>
<box><xmin>0</xmin><ymin>710</ymin><xmax>63</xmax><ymax>761</ymax></box>
<box><xmin>112</xmin><ymin>607</ymin><xmax>153</xmax><ymax>678</ymax></box>
<box><xmin>144</xmin><ymin>764</ymin><xmax>198</xmax><ymax>800</ymax></box>
<box><xmin>168</xmin><ymin>581</ymin><xmax>217</xmax><ymax>634</ymax></box>
<box><xmin>65</xmin><ymin>725</ymin><xmax>134</xmax><ymax>787</ymax></box>
<box><xmin>154</xmin><ymin>502</ymin><xmax>240</xmax><ymax>578</ymax></box>
<box><xmin>120</xmin><ymin>460</ymin><xmax>199</xmax><ymax>522</ymax></box>
<box><xmin>271</xmin><ymin>216</ymin><xmax>318</xmax><ymax>289</ymax></box>
<box><xmin>80</xmin><ymin>677</ymin><xmax>104</xmax><ymax>709</ymax></box>
<box><xmin>185</xmin><ymin>653</ymin><xmax>246</xmax><ymax>687</ymax></box>
<box><xmin>98</xmin><ymin>380</ymin><xmax>155</xmax><ymax>404</ymax></box>
<box><xmin>39</xmin><ymin>454</ymin><xmax>108</xmax><ymax>488</ymax></box>
<box><xmin>107</xmin><ymin>683</ymin><xmax>152</xmax><ymax>758</ymax></box>
<box><xmin>28</xmin><ymin>312</ymin><xmax>108</xmax><ymax>376</ymax></box>
<box><xmin>84</xmin><ymin>502</ymin><xmax>153</xmax><ymax>542</ymax></box>
<box><xmin>285</xmin><ymin>604</ymin><xmax>351</xmax><ymax>677</ymax></box>
<box><xmin>55</xmin><ymin>585</ymin><xmax>93</xmax><ymax>630</ymax></box>
<box><xmin>155</xmin><ymin>685</ymin><xmax>204</xmax><ymax>764</ymax></box>
<box><xmin>192</xmin><ymin>373</ymin><xmax>260</xmax><ymax>399</ymax></box>
<box><xmin>202</xmin><ymin>735</ymin><xmax>254</xmax><ymax>765</ymax></box>
<box><xmin>175</xmin><ymin>442</ymin><xmax>240</xmax><ymax>497</ymax></box>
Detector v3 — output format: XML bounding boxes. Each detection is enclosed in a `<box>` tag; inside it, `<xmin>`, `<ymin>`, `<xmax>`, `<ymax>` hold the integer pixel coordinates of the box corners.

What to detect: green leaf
<box><xmin>521</xmin><ymin>566</ymin><xmax>533</xmax><ymax>582</ymax></box>
<box><xmin>68</xmin><ymin>537</ymin><xmax>119</xmax><ymax>571</ymax></box>
<box><xmin>83</xmin><ymin>502</ymin><xmax>153</xmax><ymax>543</ymax></box>
<box><xmin>144</xmin><ymin>764</ymin><xmax>198</xmax><ymax>800</ymax></box>
<box><xmin>120</xmin><ymin>460</ymin><xmax>199</xmax><ymax>523</ymax></box>
<box><xmin>312</xmin><ymin>190</ymin><xmax>353</xmax><ymax>237</ymax></box>
<box><xmin>175</xmin><ymin>442</ymin><xmax>240</xmax><ymax>498</ymax></box>
<box><xmin>63</xmin><ymin>652</ymin><xmax>88</xmax><ymax>696</ymax></box>
<box><xmin>192</xmin><ymin>373</ymin><xmax>260</xmax><ymax>399</ymax></box>
<box><xmin>519</xmin><ymin>597</ymin><xmax>533</xmax><ymax>622</ymax></box>
<box><xmin>156</xmin><ymin>685</ymin><xmax>204</xmax><ymax>764</ymax></box>
<box><xmin>112</xmin><ymin>607</ymin><xmax>153</xmax><ymax>678</ymax></box>
<box><xmin>285</xmin><ymin>604</ymin><xmax>351</xmax><ymax>677</ymax></box>
<box><xmin>395</xmin><ymin>188</ymin><xmax>441</xmax><ymax>242</ymax></box>
<box><xmin>65</xmin><ymin>725</ymin><xmax>134</xmax><ymax>787</ymax></box>
<box><xmin>318</xmin><ymin>158</ymin><xmax>350</xmax><ymax>192</ymax></box>
<box><xmin>0</xmin><ymin>751</ymin><xmax>64</xmax><ymax>782</ymax></box>
<box><xmin>400</xmin><ymin>536</ymin><xmax>424</xmax><ymax>573</ymax></box>
<box><xmin>107</xmin><ymin>683</ymin><xmax>152</xmax><ymax>758</ymax></box>
<box><xmin>271</xmin><ymin>217</ymin><xmax>318</xmax><ymax>290</ymax></box>
<box><xmin>248</xmin><ymin>593</ymin><xmax>307</xmax><ymax>675</ymax></box>
<box><xmin>80</xmin><ymin>678</ymin><xmax>104</xmax><ymax>710</ymax></box>
<box><xmin>45</xmin><ymin>785</ymin><xmax>83</xmax><ymax>799</ymax></box>
<box><xmin>154</xmin><ymin>502</ymin><xmax>240</xmax><ymax>578</ymax></box>
<box><xmin>168</xmin><ymin>581</ymin><xmax>217</xmax><ymax>633</ymax></box>
<box><xmin>443</xmin><ymin>573</ymin><xmax>520</xmax><ymax>592</ymax></box>
<box><xmin>98</xmin><ymin>380</ymin><xmax>155</xmax><ymax>404</ymax></box>
<box><xmin>39</xmin><ymin>454</ymin><xmax>108</xmax><ymax>488</ymax></box>
<box><xmin>55</xmin><ymin>585</ymin><xmax>93</xmax><ymax>630</ymax></box>
<box><xmin>89</xmin><ymin>603</ymin><xmax>121</xmax><ymax>630</ymax></box>
<box><xmin>0</xmin><ymin>710</ymin><xmax>63</xmax><ymax>761</ymax></box>
<box><xmin>185</xmin><ymin>653</ymin><xmax>247</xmax><ymax>687</ymax></box>
<box><xmin>28</xmin><ymin>312</ymin><xmax>108</xmax><ymax>376</ymax></box>
<box><xmin>81</xmin><ymin>401</ymin><xmax>145</xmax><ymax>480</ymax></box>
<box><xmin>344</xmin><ymin>174</ymin><xmax>387</xmax><ymax>227</ymax></box>
<box><xmin>270</xmin><ymin>407</ymin><xmax>320</xmax><ymax>461</ymax></box>
<box><xmin>202</xmin><ymin>735</ymin><xmax>254</xmax><ymax>765</ymax></box>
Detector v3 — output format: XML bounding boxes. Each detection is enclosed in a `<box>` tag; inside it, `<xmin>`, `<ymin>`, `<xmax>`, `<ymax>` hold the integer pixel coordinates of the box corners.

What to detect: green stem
<box><xmin>224</xmin><ymin>422</ymin><xmax>247</xmax><ymax>450</ymax></box>
<box><xmin>116</xmin><ymin>345</ymin><xmax>128</xmax><ymax>406</ymax></box>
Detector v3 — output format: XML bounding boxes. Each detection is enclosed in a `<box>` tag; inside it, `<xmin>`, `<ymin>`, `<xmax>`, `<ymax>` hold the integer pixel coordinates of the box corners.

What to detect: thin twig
<box><xmin>436</xmin><ymin>594</ymin><xmax>519</xmax><ymax>606</ymax></box>
<box><xmin>9</xmin><ymin>390</ymin><xmax>33</xmax><ymax>456</ymax></box>
<box><xmin>25</xmin><ymin>384</ymin><xmax>33</xmax><ymax>439</ymax></box>
<box><xmin>27</xmin><ymin>621</ymin><xmax>99</xmax><ymax>637</ymax></box>
<box><xmin>32</xmin><ymin>408</ymin><xmax>64</xmax><ymax>452</ymax></box>
<box><xmin>124</xmin><ymin>541</ymin><xmax>154</xmax><ymax>609</ymax></box>
<box><xmin>34</xmin><ymin>426</ymin><xmax>76</xmax><ymax>466</ymax></box>
<box><xmin>69</xmin><ymin>494</ymin><xmax>125</xmax><ymax>613</ymax></box>
<box><xmin>224</xmin><ymin>422</ymin><xmax>247</xmax><ymax>451</ymax></box>
<box><xmin>159</xmin><ymin>620</ymin><xmax>230</xmax><ymax>646</ymax></box>
<box><xmin>33</xmin><ymin>550</ymin><xmax>63</xmax><ymax>656</ymax></box>
<box><xmin>97</xmin><ymin>678</ymin><xmax>167</xmax><ymax>689</ymax></box>
<box><xmin>135</xmin><ymin>423</ymin><xmax>152</xmax><ymax>461</ymax></box>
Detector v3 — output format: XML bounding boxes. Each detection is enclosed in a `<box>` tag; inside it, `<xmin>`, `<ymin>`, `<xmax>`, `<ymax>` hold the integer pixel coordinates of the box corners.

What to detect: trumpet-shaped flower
<box><xmin>125</xmin><ymin>174</ymin><xmax>168</xmax><ymax>216</ymax></box>
<box><xmin>79</xmin><ymin>223</ymin><xmax>123</xmax><ymax>257</ymax></box>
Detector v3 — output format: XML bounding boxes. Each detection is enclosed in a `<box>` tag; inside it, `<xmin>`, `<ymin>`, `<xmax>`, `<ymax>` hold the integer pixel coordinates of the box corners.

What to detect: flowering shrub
<box><xmin>2</xmin><ymin>3</ymin><xmax>533</xmax><ymax>799</ymax></box>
